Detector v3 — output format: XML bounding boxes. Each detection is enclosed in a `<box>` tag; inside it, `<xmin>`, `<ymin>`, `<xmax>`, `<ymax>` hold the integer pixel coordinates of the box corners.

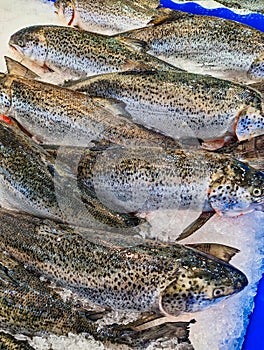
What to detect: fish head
<box><xmin>208</xmin><ymin>159</ymin><xmax>264</xmax><ymax>216</ymax></box>
<box><xmin>159</xmin><ymin>255</ymin><xmax>248</xmax><ymax>316</ymax></box>
<box><xmin>54</xmin><ymin>0</ymin><xmax>75</xmax><ymax>25</ymax></box>
<box><xmin>235</xmin><ymin>106</ymin><xmax>264</xmax><ymax>142</ymax></box>
<box><xmin>9</xmin><ymin>26</ymin><xmax>48</xmax><ymax>66</ymax></box>
<box><xmin>248</xmin><ymin>53</ymin><xmax>264</xmax><ymax>82</ymax></box>
<box><xmin>0</xmin><ymin>74</ymin><xmax>11</xmax><ymax>115</ymax></box>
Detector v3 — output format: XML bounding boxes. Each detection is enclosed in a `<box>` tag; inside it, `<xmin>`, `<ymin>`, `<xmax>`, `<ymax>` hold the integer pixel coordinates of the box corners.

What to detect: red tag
<box><xmin>0</xmin><ymin>115</ymin><xmax>12</xmax><ymax>125</ymax></box>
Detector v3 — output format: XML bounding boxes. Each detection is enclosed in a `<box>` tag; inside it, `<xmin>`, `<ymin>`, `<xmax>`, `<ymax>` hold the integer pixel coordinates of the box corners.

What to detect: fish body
<box><xmin>0</xmin><ymin>73</ymin><xmax>180</xmax><ymax>148</ymax></box>
<box><xmin>0</xmin><ymin>252</ymin><xmax>97</xmax><ymax>338</ymax></box>
<box><xmin>0</xmin><ymin>333</ymin><xmax>35</xmax><ymax>350</ymax></box>
<box><xmin>175</xmin><ymin>0</ymin><xmax>264</xmax><ymax>13</ymax></box>
<box><xmin>119</xmin><ymin>12</ymin><xmax>264</xmax><ymax>83</ymax></box>
<box><xmin>0</xmin><ymin>122</ymin><xmax>141</xmax><ymax>228</ymax></box>
<box><xmin>0</xmin><ymin>209</ymin><xmax>248</xmax><ymax>318</ymax></box>
<box><xmin>54</xmin><ymin>0</ymin><xmax>161</xmax><ymax>35</ymax></box>
<box><xmin>69</xmin><ymin>69</ymin><xmax>264</xmax><ymax>147</ymax></box>
<box><xmin>9</xmin><ymin>25</ymin><xmax>178</xmax><ymax>81</ymax></box>
<box><xmin>77</xmin><ymin>146</ymin><xmax>264</xmax><ymax>216</ymax></box>
<box><xmin>0</xmin><ymin>250</ymin><xmax>182</xmax><ymax>348</ymax></box>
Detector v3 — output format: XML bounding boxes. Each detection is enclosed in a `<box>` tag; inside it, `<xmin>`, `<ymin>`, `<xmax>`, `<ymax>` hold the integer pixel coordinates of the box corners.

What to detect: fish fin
<box><xmin>186</xmin><ymin>243</ymin><xmax>240</xmax><ymax>263</ymax></box>
<box><xmin>148</xmin><ymin>9</ymin><xmax>192</xmax><ymax>26</ymax></box>
<box><xmin>83</xmin><ymin>309</ymin><xmax>111</xmax><ymax>321</ymax></box>
<box><xmin>101</xmin><ymin>315</ymin><xmax>192</xmax><ymax>346</ymax></box>
<box><xmin>4</xmin><ymin>56</ymin><xmax>40</xmax><ymax>79</ymax></box>
<box><xmin>116</xmin><ymin>36</ymin><xmax>148</xmax><ymax>52</ymax></box>
<box><xmin>201</xmin><ymin>138</ymin><xmax>230</xmax><ymax>150</ymax></box>
<box><xmin>176</xmin><ymin>211</ymin><xmax>215</xmax><ymax>241</ymax></box>
<box><xmin>91</xmin><ymin>96</ymin><xmax>131</xmax><ymax>119</ymax></box>
<box><xmin>248</xmin><ymin>81</ymin><xmax>264</xmax><ymax>95</ymax></box>
<box><xmin>122</xmin><ymin>58</ymin><xmax>154</xmax><ymax>72</ymax></box>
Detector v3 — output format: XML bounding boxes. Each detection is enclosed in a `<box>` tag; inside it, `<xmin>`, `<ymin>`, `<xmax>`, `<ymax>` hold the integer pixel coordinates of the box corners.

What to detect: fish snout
<box><xmin>234</xmin><ymin>272</ymin><xmax>248</xmax><ymax>292</ymax></box>
<box><xmin>235</xmin><ymin>107</ymin><xmax>264</xmax><ymax>142</ymax></box>
<box><xmin>8</xmin><ymin>27</ymin><xmax>48</xmax><ymax>66</ymax></box>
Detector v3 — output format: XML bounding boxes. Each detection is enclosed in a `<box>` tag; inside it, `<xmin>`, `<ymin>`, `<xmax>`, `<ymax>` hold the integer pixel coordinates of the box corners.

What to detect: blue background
<box><xmin>48</xmin><ymin>0</ymin><xmax>264</xmax><ymax>348</ymax></box>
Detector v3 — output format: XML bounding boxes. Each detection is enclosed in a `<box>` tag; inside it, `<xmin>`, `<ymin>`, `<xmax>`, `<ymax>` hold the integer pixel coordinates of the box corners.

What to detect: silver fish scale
<box><xmin>71</xmin><ymin>70</ymin><xmax>264</xmax><ymax>142</ymax></box>
<box><xmin>121</xmin><ymin>13</ymin><xmax>264</xmax><ymax>82</ymax></box>
<box><xmin>91</xmin><ymin>147</ymin><xmax>211</xmax><ymax>213</ymax></box>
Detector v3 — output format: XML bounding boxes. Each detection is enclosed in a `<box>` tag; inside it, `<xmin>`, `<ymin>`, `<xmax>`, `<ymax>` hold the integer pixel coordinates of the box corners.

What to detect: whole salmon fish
<box><xmin>54</xmin><ymin>0</ymin><xmax>163</xmax><ymax>35</ymax></box>
<box><xmin>8</xmin><ymin>25</ymin><xmax>179</xmax><ymax>81</ymax></box>
<box><xmin>0</xmin><ymin>209</ymin><xmax>248</xmax><ymax>324</ymax></box>
<box><xmin>0</xmin><ymin>121</ymin><xmax>141</xmax><ymax>228</ymax></box>
<box><xmin>77</xmin><ymin>146</ymin><xmax>264</xmax><ymax>238</ymax></box>
<box><xmin>68</xmin><ymin>69</ymin><xmax>264</xmax><ymax>149</ymax></box>
<box><xmin>0</xmin><ymin>69</ymin><xmax>180</xmax><ymax>149</ymax></box>
<box><xmin>0</xmin><ymin>248</ymin><xmax>185</xmax><ymax>348</ymax></box>
<box><xmin>118</xmin><ymin>12</ymin><xmax>264</xmax><ymax>84</ymax></box>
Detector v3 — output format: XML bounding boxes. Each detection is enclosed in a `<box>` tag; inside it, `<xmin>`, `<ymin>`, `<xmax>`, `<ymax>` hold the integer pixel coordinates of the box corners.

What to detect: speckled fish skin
<box><xmin>176</xmin><ymin>0</ymin><xmax>264</xmax><ymax>13</ymax></box>
<box><xmin>119</xmin><ymin>11</ymin><xmax>264</xmax><ymax>83</ymax></box>
<box><xmin>77</xmin><ymin>146</ymin><xmax>264</xmax><ymax>216</ymax></box>
<box><xmin>8</xmin><ymin>25</ymin><xmax>178</xmax><ymax>81</ymax></box>
<box><xmin>0</xmin><ymin>73</ymin><xmax>180</xmax><ymax>148</ymax></box>
<box><xmin>0</xmin><ymin>333</ymin><xmax>35</xmax><ymax>350</ymax></box>
<box><xmin>0</xmin><ymin>121</ymin><xmax>142</xmax><ymax>228</ymax></box>
<box><xmin>69</xmin><ymin>69</ymin><xmax>264</xmax><ymax>146</ymax></box>
<box><xmin>0</xmin><ymin>209</ymin><xmax>248</xmax><ymax>318</ymax></box>
<box><xmin>54</xmin><ymin>0</ymin><xmax>162</xmax><ymax>35</ymax></box>
<box><xmin>0</xmin><ymin>252</ymin><xmax>99</xmax><ymax>339</ymax></box>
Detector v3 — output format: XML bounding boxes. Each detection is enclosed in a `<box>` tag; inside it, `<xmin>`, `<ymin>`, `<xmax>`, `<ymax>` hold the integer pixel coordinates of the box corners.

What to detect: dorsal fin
<box><xmin>5</xmin><ymin>56</ymin><xmax>40</xmax><ymax>79</ymax></box>
<box><xmin>186</xmin><ymin>243</ymin><xmax>239</xmax><ymax>263</ymax></box>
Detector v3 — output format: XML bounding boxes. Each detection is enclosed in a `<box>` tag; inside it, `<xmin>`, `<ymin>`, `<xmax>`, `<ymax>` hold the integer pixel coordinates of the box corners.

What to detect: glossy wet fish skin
<box><xmin>0</xmin><ymin>251</ymin><xmax>98</xmax><ymax>338</ymax></box>
<box><xmin>0</xmin><ymin>209</ymin><xmax>248</xmax><ymax>317</ymax></box>
<box><xmin>0</xmin><ymin>122</ymin><xmax>142</xmax><ymax>228</ymax></box>
<box><xmin>119</xmin><ymin>11</ymin><xmax>264</xmax><ymax>83</ymax></box>
<box><xmin>9</xmin><ymin>25</ymin><xmax>178</xmax><ymax>81</ymax></box>
<box><xmin>54</xmin><ymin>0</ymin><xmax>162</xmax><ymax>35</ymax></box>
<box><xmin>0</xmin><ymin>73</ymin><xmax>180</xmax><ymax>149</ymax></box>
<box><xmin>0</xmin><ymin>249</ymin><xmax>178</xmax><ymax>348</ymax></box>
<box><xmin>0</xmin><ymin>332</ymin><xmax>35</xmax><ymax>350</ymax></box>
<box><xmin>77</xmin><ymin>147</ymin><xmax>264</xmax><ymax>216</ymax></box>
<box><xmin>176</xmin><ymin>0</ymin><xmax>264</xmax><ymax>13</ymax></box>
<box><xmin>69</xmin><ymin>69</ymin><xmax>264</xmax><ymax>145</ymax></box>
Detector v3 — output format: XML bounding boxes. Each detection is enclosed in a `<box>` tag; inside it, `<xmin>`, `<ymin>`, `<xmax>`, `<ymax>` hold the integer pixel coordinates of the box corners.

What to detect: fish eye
<box><xmin>17</xmin><ymin>39</ymin><xmax>25</xmax><ymax>47</ymax></box>
<box><xmin>213</xmin><ymin>287</ymin><xmax>225</xmax><ymax>298</ymax></box>
<box><xmin>252</xmin><ymin>188</ymin><xmax>262</xmax><ymax>197</ymax></box>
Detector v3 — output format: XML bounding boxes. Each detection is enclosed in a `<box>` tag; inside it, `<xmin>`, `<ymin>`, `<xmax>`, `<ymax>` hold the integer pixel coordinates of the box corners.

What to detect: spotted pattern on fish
<box><xmin>0</xmin><ymin>122</ymin><xmax>143</xmax><ymax>228</ymax></box>
<box><xmin>0</xmin><ymin>74</ymin><xmax>180</xmax><ymax>149</ymax></box>
<box><xmin>119</xmin><ymin>11</ymin><xmax>264</xmax><ymax>83</ymax></box>
<box><xmin>0</xmin><ymin>210</ymin><xmax>248</xmax><ymax>316</ymax></box>
<box><xmin>9</xmin><ymin>25</ymin><xmax>177</xmax><ymax>81</ymax></box>
<box><xmin>70</xmin><ymin>69</ymin><xmax>264</xmax><ymax>144</ymax></box>
<box><xmin>54</xmin><ymin>0</ymin><xmax>162</xmax><ymax>35</ymax></box>
<box><xmin>77</xmin><ymin>146</ymin><xmax>264</xmax><ymax>216</ymax></box>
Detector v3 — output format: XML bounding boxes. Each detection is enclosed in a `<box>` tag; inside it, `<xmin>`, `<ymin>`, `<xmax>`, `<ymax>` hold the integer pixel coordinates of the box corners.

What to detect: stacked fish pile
<box><xmin>0</xmin><ymin>0</ymin><xmax>264</xmax><ymax>349</ymax></box>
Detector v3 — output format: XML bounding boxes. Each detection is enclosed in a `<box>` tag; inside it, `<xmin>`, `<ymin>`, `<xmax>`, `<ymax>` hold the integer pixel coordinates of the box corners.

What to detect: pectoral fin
<box><xmin>176</xmin><ymin>211</ymin><xmax>215</xmax><ymax>241</ymax></box>
<box><xmin>99</xmin><ymin>314</ymin><xmax>193</xmax><ymax>347</ymax></box>
<box><xmin>5</xmin><ymin>56</ymin><xmax>40</xmax><ymax>79</ymax></box>
<box><xmin>186</xmin><ymin>243</ymin><xmax>239</xmax><ymax>263</ymax></box>
<box><xmin>116</xmin><ymin>36</ymin><xmax>149</xmax><ymax>52</ymax></box>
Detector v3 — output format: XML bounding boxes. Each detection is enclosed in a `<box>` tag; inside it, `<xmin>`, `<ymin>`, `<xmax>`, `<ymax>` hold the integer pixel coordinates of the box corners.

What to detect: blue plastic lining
<box><xmin>160</xmin><ymin>0</ymin><xmax>264</xmax><ymax>31</ymax></box>
<box><xmin>45</xmin><ymin>1</ymin><xmax>264</xmax><ymax>349</ymax></box>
